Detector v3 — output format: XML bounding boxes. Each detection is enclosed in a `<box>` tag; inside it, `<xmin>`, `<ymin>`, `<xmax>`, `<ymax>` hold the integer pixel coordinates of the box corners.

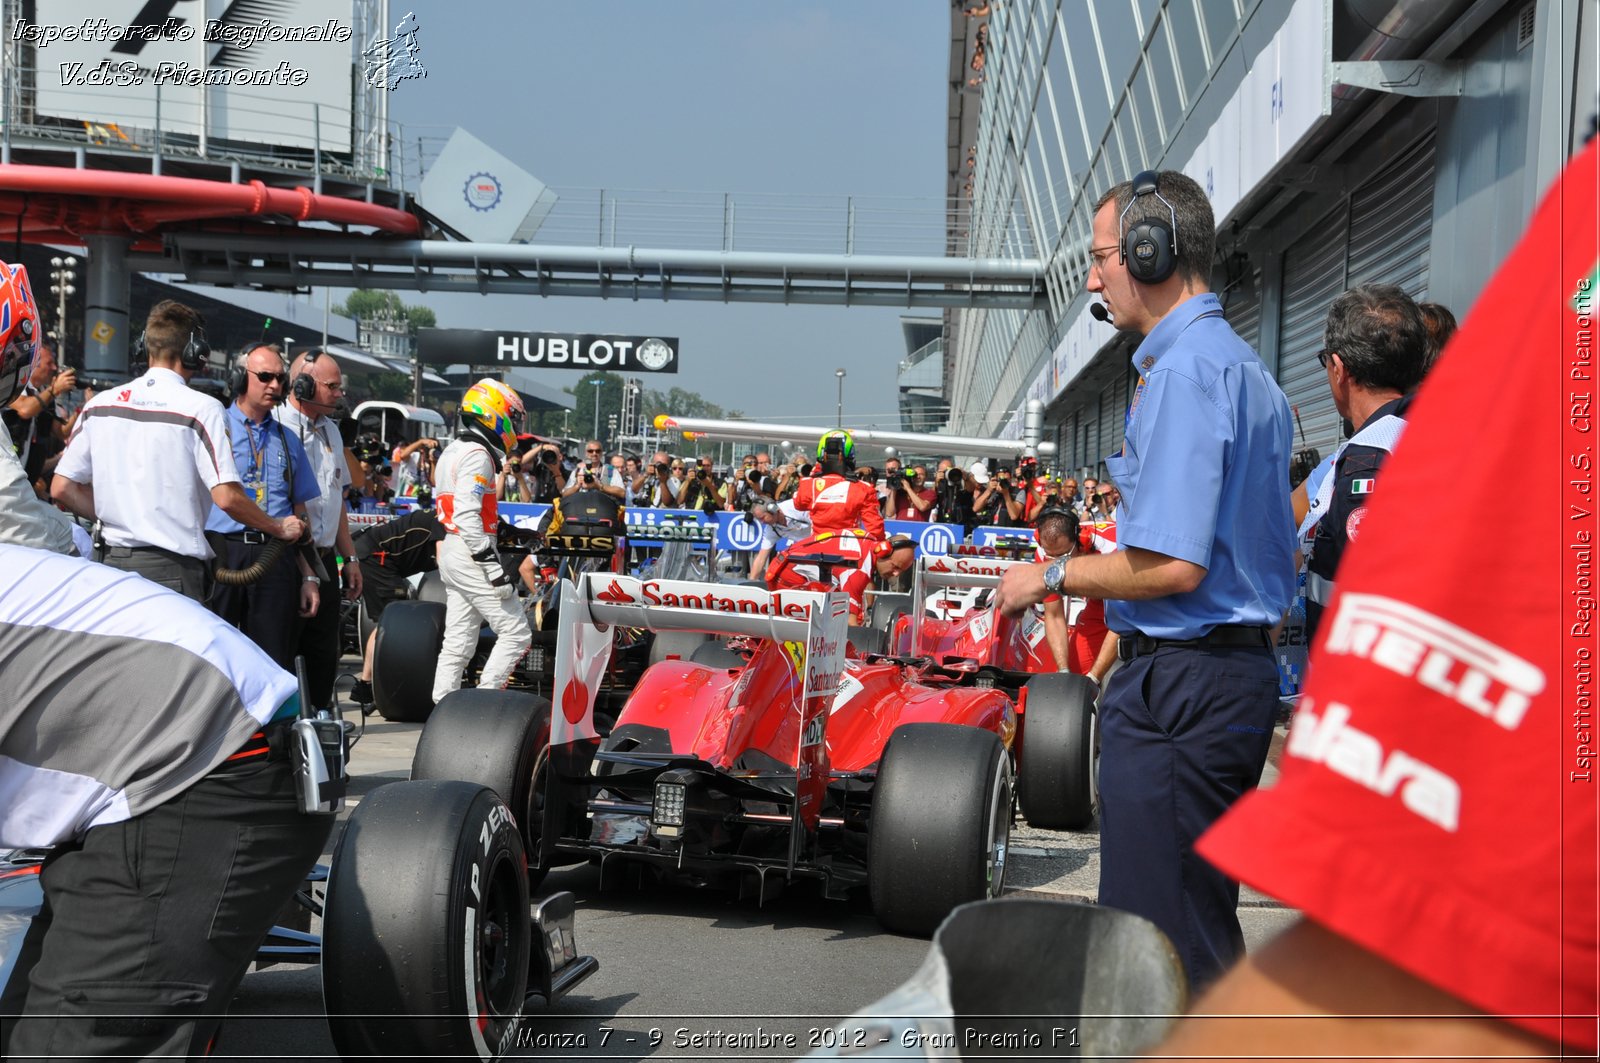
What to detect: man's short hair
<box><xmin>1418</xmin><ymin>301</ymin><xmax>1458</xmax><ymax>376</ymax></box>
<box><xmin>144</xmin><ymin>300</ymin><xmax>204</xmax><ymax>361</ymax></box>
<box><xmin>1094</xmin><ymin>170</ymin><xmax>1215</xmax><ymax>284</ymax></box>
<box><xmin>1034</xmin><ymin>507</ymin><xmax>1079</xmax><ymax>550</ymax></box>
<box><xmin>1323</xmin><ymin>284</ymin><xmax>1428</xmax><ymax>394</ymax></box>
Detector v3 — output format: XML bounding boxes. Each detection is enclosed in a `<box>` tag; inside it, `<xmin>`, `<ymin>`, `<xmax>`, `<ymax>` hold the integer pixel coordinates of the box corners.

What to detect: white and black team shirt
<box><xmin>0</xmin><ymin>544</ymin><xmax>296</xmax><ymax>847</ymax></box>
<box><xmin>54</xmin><ymin>367</ymin><xmax>240</xmax><ymax>558</ymax></box>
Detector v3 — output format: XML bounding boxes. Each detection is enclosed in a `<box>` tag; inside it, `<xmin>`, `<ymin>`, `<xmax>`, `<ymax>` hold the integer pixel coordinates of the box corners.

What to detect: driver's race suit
<box><xmin>765</xmin><ymin>529</ymin><xmax>876</xmax><ymax>621</ymax></box>
<box><xmin>792</xmin><ymin>472</ymin><xmax>885</xmax><ymax>541</ymax></box>
<box><xmin>430</xmin><ymin>437</ymin><xmax>532</xmax><ymax>704</ymax></box>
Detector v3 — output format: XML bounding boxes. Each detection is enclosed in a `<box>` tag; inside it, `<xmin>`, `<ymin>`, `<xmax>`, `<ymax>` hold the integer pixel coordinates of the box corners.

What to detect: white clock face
<box><xmin>637</xmin><ymin>338</ymin><xmax>673</xmax><ymax>371</ymax></box>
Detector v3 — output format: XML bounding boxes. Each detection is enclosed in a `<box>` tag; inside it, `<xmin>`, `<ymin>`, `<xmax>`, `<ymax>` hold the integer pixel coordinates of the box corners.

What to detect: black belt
<box><xmin>223</xmin><ymin>530</ymin><xmax>270</xmax><ymax>544</ymax></box>
<box><xmin>103</xmin><ymin>544</ymin><xmax>200</xmax><ymax>563</ymax></box>
<box><xmin>217</xmin><ymin>719</ymin><xmax>295</xmax><ymax>769</ymax></box>
<box><xmin>1116</xmin><ymin>624</ymin><xmax>1272</xmax><ymax>661</ymax></box>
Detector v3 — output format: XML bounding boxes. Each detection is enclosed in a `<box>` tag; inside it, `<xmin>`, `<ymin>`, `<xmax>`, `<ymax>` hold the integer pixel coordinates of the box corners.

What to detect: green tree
<box><xmin>335</xmin><ymin>290</ymin><xmax>407</xmax><ymax>321</ymax></box>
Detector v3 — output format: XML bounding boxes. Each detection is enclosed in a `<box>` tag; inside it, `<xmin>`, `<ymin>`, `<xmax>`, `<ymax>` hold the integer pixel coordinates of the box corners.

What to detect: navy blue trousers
<box><xmin>1097</xmin><ymin>643</ymin><xmax>1278</xmax><ymax>992</ymax></box>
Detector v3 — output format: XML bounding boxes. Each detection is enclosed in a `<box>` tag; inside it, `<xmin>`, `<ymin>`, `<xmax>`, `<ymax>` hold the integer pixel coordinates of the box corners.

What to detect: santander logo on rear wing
<box><xmin>919</xmin><ymin>550</ymin><xmax>1034</xmax><ymax>590</ymax></box>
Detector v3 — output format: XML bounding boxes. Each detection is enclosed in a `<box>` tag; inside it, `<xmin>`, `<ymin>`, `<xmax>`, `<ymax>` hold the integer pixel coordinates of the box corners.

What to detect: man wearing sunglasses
<box><xmin>53</xmin><ymin>301</ymin><xmax>305</xmax><ymax>602</ymax></box>
<box><xmin>204</xmin><ymin>345</ymin><xmax>322</xmax><ymax>667</ymax></box>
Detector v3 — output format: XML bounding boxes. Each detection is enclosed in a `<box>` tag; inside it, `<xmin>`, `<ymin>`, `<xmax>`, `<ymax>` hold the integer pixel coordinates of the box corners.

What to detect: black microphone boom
<box><xmin>1089</xmin><ymin>302</ymin><xmax>1112</xmax><ymax>323</ymax></box>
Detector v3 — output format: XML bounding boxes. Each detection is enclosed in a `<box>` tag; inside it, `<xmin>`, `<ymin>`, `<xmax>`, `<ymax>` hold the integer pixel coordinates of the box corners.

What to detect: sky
<box><xmin>345</xmin><ymin>1</ymin><xmax>950</xmax><ymax>430</ymax></box>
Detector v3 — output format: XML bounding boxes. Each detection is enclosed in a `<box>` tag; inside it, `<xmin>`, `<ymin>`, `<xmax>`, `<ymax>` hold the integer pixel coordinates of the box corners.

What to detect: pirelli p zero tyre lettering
<box><xmin>372</xmin><ymin>600</ymin><xmax>446</xmax><ymax>723</ymax></box>
<box><xmin>323</xmin><ymin>780</ymin><xmax>531</xmax><ymax>1061</ymax></box>
<box><xmin>868</xmin><ymin>723</ymin><xmax>1012</xmax><ymax>937</ymax></box>
<box><xmin>1017</xmin><ymin>672</ymin><xmax>1097</xmax><ymax>830</ymax></box>
<box><xmin>412</xmin><ymin>689</ymin><xmax>559</xmax><ymax>890</ymax></box>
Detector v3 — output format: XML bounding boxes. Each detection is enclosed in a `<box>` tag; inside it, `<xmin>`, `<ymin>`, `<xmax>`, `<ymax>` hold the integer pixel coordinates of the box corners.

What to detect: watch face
<box><xmin>637</xmin><ymin>338</ymin><xmax>673</xmax><ymax>371</ymax></box>
<box><xmin>1045</xmin><ymin>560</ymin><xmax>1065</xmax><ymax>593</ymax></box>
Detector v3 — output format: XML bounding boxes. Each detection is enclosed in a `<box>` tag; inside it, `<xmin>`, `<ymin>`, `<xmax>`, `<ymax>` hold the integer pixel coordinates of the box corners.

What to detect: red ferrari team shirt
<box><xmin>1199</xmin><ymin>140</ymin><xmax>1599</xmax><ymax>1050</ymax></box>
<box><xmin>766</xmin><ymin>530</ymin><xmax>874</xmax><ymax>620</ymax></box>
<box><xmin>793</xmin><ymin>473</ymin><xmax>886</xmax><ymax>542</ymax></box>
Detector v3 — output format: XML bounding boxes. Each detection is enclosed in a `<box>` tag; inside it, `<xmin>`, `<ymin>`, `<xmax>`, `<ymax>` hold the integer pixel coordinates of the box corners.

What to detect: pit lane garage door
<box><xmin>1275</xmin><ymin>132</ymin><xmax>1437</xmax><ymax>464</ymax></box>
<box><xmin>1224</xmin><ymin>263</ymin><xmax>1264</xmax><ymax>354</ymax></box>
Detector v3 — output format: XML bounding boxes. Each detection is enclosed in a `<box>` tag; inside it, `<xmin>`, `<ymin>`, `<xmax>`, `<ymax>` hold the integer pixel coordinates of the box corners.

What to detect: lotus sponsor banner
<box><xmin>417</xmin><ymin>329</ymin><xmax>679</xmax><ymax>373</ymax></box>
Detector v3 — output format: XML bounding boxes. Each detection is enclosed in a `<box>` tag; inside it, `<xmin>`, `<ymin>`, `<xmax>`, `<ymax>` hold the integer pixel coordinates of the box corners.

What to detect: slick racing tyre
<box><xmin>372</xmin><ymin>600</ymin><xmax>446</xmax><ymax>723</ymax></box>
<box><xmin>869</xmin><ymin>724</ymin><xmax>1012</xmax><ymax>937</ymax></box>
<box><xmin>416</xmin><ymin>569</ymin><xmax>449</xmax><ymax>605</ymax></box>
<box><xmin>412</xmin><ymin>689</ymin><xmax>561</xmax><ymax>890</ymax></box>
<box><xmin>324</xmin><ymin>780</ymin><xmax>531</xmax><ymax>1061</ymax></box>
<box><xmin>1016</xmin><ymin>672</ymin><xmax>1097</xmax><ymax>830</ymax></box>
<box><xmin>689</xmin><ymin>639</ymin><xmax>745</xmax><ymax>670</ymax></box>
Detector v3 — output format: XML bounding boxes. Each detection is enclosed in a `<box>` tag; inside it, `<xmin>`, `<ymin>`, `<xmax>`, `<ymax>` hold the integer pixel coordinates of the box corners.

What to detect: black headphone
<box><xmin>229</xmin><ymin>344</ymin><xmax>290</xmax><ymax>399</ymax></box>
<box><xmin>291</xmin><ymin>348</ymin><xmax>325</xmax><ymax>404</ymax></box>
<box><xmin>1120</xmin><ymin>170</ymin><xmax>1179</xmax><ymax>285</ymax></box>
<box><xmin>134</xmin><ymin>326</ymin><xmax>211</xmax><ymax>372</ymax></box>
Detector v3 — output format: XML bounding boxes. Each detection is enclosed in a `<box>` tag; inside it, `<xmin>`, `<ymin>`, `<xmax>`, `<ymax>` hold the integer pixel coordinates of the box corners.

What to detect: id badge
<box><xmin>249</xmin><ymin>478</ymin><xmax>266</xmax><ymax>506</ymax></box>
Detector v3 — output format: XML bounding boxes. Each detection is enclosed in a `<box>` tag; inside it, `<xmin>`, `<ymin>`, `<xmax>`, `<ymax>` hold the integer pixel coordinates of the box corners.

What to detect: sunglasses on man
<box><xmin>250</xmin><ymin>369</ymin><xmax>289</xmax><ymax>387</ymax></box>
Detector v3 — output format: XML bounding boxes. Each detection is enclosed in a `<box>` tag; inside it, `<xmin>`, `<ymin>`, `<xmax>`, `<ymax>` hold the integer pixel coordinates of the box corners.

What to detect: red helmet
<box><xmin>0</xmin><ymin>261</ymin><xmax>40</xmax><ymax>407</ymax></box>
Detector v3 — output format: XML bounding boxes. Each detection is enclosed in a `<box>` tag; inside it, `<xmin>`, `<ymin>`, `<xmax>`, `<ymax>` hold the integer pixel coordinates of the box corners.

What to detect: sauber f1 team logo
<box><xmin>1323</xmin><ymin>593</ymin><xmax>1544</xmax><ymax>730</ymax></box>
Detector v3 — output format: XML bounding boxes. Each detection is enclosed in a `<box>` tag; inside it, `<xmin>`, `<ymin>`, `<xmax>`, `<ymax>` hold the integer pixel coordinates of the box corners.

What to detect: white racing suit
<box><xmin>431</xmin><ymin>437</ymin><xmax>532</xmax><ymax>704</ymax></box>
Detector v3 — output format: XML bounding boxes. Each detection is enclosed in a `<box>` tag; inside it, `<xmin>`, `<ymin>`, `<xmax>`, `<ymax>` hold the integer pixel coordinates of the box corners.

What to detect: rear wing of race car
<box><xmin>551</xmin><ymin>573</ymin><xmax>849</xmax><ymax>839</ymax></box>
<box><xmin>909</xmin><ymin>543</ymin><xmax>1037</xmax><ymax>652</ymax></box>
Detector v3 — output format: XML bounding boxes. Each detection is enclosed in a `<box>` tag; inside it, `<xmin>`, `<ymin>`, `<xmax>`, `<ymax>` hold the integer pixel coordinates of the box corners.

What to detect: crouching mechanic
<box><xmin>431</xmin><ymin>379</ymin><xmax>532</xmax><ymax>704</ymax></box>
<box><xmin>348</xmin><ymin>506</ymin><xmax>445</xmax><ymax>707</ymax></box>
<box><xmin>765</xmin><ymin>530</ymin><xmax>916</xmax><ymax>625</ymax></box>
<box><xmin>0</xmin><ymin>545</ymin><xmax>332</xmax><ymax>1059</ymax></box>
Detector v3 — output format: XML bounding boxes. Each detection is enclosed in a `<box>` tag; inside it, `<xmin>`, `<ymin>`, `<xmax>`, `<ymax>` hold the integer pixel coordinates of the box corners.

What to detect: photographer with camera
<box><xmin>974</xmin><ymin>459</ymin><xmax>1027</xmax><ymax>529</ymax></box>
<box><xmin>391</xmin><ymin>436</ymin><xmax>438</xmax><ymax>498</ymax></box>
<box><xmin>883</xmin><ymin>462</ymin><xmax>934</xmax><ymax>522</ymax></box>
<box><xmin>3</xmin><ymin>340</ymin><xmax>75</xmax><ymax>499</ymax></box>
<box><xmin>932</xmin><ymin>458</ymin><xmax>976</xmax><ymax>530</ymax></box>
<box><xmin>676</xmin><ymin>454</ymin><xmax>726</xmax><ymax>514</ymax></box>
<box><xmin>497</xmin><ymin>447</ymin><xmax>534</xmax><ymax>503</ymax></box>
<box><xmin>563</xmin><ymin>439</ymin><xmax>624</xmax><ymax>501</ymax></box>
<box><xmin>640</xmin><ymin>450</ymin><xmax>683</xmax><ymax>507</ymax></box>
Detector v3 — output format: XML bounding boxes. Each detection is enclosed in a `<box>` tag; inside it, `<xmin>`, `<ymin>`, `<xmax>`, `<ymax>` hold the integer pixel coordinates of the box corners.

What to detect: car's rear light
<box><xmin>652</xmin><ymin>781</ymin><xmax>686</xmax><ymax>835</ymax></box>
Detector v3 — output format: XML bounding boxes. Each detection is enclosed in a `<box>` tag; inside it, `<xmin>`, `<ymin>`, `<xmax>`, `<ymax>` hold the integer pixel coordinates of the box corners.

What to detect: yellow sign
<box><xmin>90</xmin><ymin>321</ymin><xmax>116</xmax><ymax>344</ymax></box>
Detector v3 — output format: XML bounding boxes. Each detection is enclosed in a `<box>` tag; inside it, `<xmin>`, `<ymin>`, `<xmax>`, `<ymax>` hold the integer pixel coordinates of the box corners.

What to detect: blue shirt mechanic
<box><xmin>206</xmin><ymin>405</ymin><xmax>319</xmax><ymax>532</ymax></box>
<box><xmin>1103</xmin><ymin>292</ymin><xmax>1296</xmax><ymax>639</ymax></box>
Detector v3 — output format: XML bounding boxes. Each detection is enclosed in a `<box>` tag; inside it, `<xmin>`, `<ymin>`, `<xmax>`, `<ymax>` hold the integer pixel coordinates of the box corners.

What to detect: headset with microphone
<box><xmin>1119</xmin><ymin>170</ymin><xmax>1179</xmax><ymax>285</ymax></box>
<box><xmin>290</xmin><ymin>348</ymin><xmax>347</xmax><ymax>416</ymax></box>
<box><xmin>133</xmin><ymin>325</ymin><xmax>211</xmax><ymax>372</ymax></box>
<box><xmin>228</xmin><ymin>344</ymin><xmax>289</xmax><ymax>401</ymax></box>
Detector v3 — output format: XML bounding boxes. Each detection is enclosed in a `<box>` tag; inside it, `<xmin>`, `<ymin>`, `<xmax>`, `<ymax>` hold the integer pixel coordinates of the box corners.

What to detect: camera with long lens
<box><xmin>541</xmin><ymin>449</ymin><xmax>561</xmax><ymax>465</ymax></box>
<box><xmin>945</xmin><ymin>467</ymin><xmax>965</xmax><ymax>488</ymax></box>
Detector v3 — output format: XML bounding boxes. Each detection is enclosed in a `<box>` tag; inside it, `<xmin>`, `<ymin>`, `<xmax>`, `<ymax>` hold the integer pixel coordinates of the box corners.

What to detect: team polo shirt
<box><xmin>1103</xmin><ymin>292</ymin><xmax>1296</xmax><ymax>639</ymax></box>
<box><xmin>760</xmin><ymin>497</ymin><xmax>811</xmax><ymax>551</ymax></box>
<box><xmin>275</xmin><ymin>402</ymin><xmax>350</xmax><ymax>549</ymax></box>
<box><xmin>0</xmin><ymin>544</ymin><xmax>296</xmax><ymax>847</ymax></box>
<box><xmin>55</xmin><ymin>366</ymin><xmax>240</xmax><ymax>559</ymax></box>
<box><xmin>1200</xmin><ymin>141</ymin><xmax>1599</xmax><ymax>1051</ymax></box>
<box><xmin>205</xmin><ymin>403</ymin><xmax>320</xmax><ymax>533</ymax></box>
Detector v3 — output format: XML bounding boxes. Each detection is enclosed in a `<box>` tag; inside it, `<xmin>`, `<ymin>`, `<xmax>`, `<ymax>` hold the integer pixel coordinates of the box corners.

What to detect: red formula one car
<box><xmin>412</xmin><ymin>566</ymin><xmax>1025</xmax><ymax>937</ymax></box>
<box><xmin>880</xmin><ymin>541</ymin><xmax>1099</xmax><ymax>830</ymax></box>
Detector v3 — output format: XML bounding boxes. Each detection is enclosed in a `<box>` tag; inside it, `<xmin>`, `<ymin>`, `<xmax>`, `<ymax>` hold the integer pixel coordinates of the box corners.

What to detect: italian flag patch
<box><xmin>1350</xmin><ymin>478</ymin><xmax>1376</xmax><ymax>495</ymax></box>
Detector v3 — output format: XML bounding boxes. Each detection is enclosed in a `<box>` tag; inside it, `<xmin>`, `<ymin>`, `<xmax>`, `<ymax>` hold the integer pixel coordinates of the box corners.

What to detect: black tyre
<box><xmin>869</xmin><ymin>592</ymin><xmax>910</xmax><ymax>633</ymax></box>
<box><xmin>689</xmin><ymin>639</ymin><xmax>745</xmax><ymax>670</ymax></box>
<box><xmin>324</xmin><ymin>780</ymin><xmax>530</xmax><ymax>1061</ymax></box>
<box><xmin>647</xmin><ymin>630</ymin><xmax>710</xmax><ymax>666</ymax></box>
<box><xmin>372</xmin><ymin>600</ymin><xmax>446</xmax><ymax>723</ymax></box>
<box><xmin>416</xmin><ymin>570</ymin><xmax>448</xmax><ymax>604</ymax></box>
<box><xmin>1017</xmin><ymin>672</ymin><xmax>1097</xmax><ymax>830</ymax></box>
<box><xmin>847</xmin><ymin>626</ymin><xmax>887</xmax><ymax>656</ymax></box>
<box><xmin>412</xmin><ymin>689</ymin><xmax>556</xmax><ymax>890</ymax></box>
<box><xmin>868</xmin><ymin>724</ymin><xmax>1012</xmax><ymax>936</ymax></box>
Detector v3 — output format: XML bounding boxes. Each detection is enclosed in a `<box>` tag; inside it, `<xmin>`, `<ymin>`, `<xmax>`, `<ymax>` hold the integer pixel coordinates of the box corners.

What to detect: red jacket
<box><xmin>792</xmin><ymin>473</ymin><xmax>885</xmax><ymax>541</ymax></box>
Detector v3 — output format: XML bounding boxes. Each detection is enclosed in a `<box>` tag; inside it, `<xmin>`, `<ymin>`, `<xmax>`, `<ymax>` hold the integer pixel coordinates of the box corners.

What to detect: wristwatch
<box><xmin>1043</xmin><ymin>558</ymin><xmax>1067</xmax><ymax>596</ymax></box>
